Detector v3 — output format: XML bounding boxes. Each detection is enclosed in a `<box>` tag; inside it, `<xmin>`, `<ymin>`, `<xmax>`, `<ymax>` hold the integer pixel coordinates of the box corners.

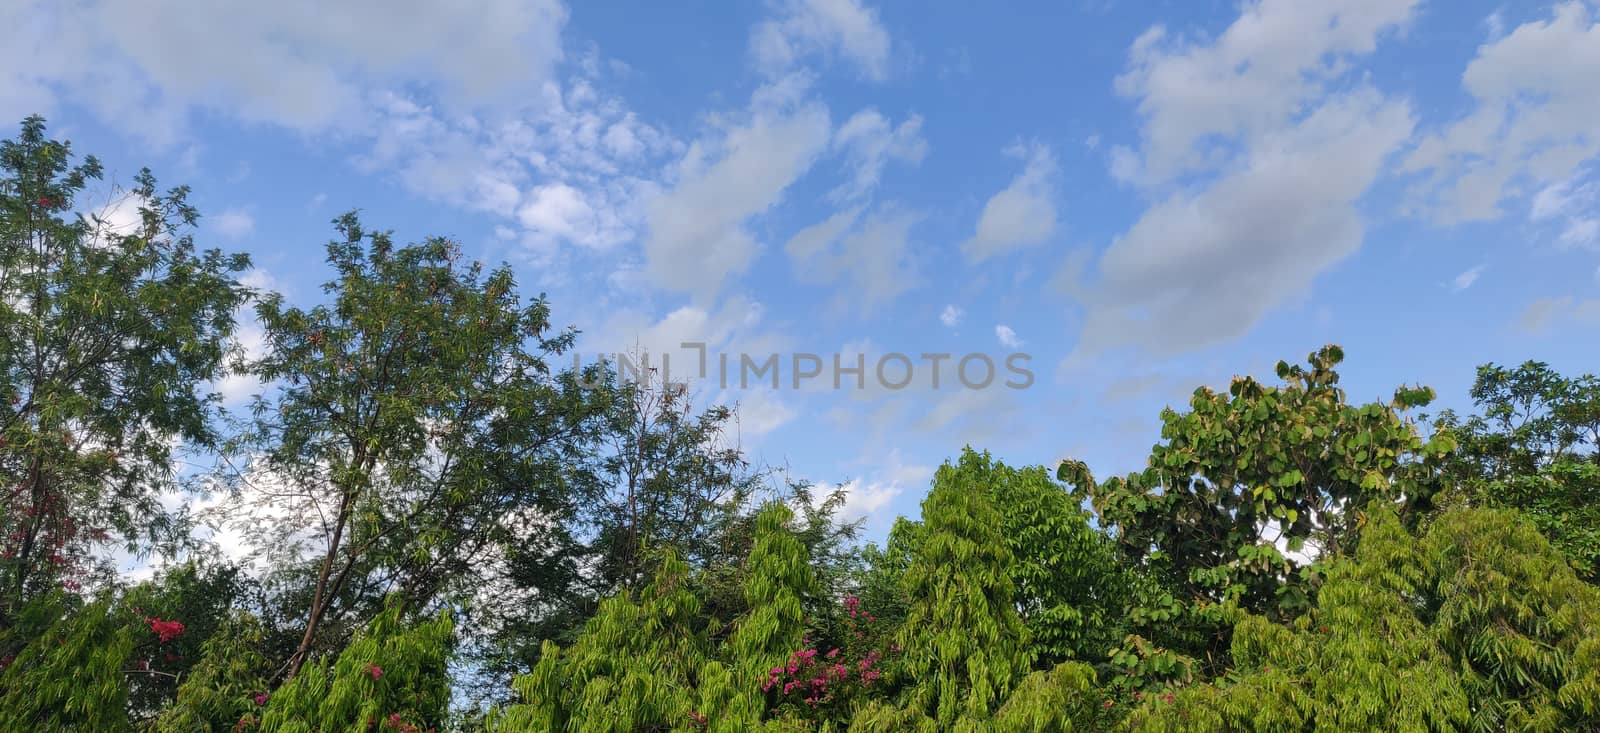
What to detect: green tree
<box><xmin>151</xmin><ymin>611</ymin><xmax>274</xmax><ymax>733</ymax></box>
<box><xmin>226</xmin><ymin>212</ymin><xmax>613</xmax><ymax>676</ymax></box>
<box><xmin>856</xmin><ymin>454</ymin><xmax>1128</xmax><ymax>669</ymax></box>
<box><xmin>258</xmin><ymin>596</ymin><xmax>455</xmax><ymax>733</ymax></box>
<box><xmin>121</xmin><ymin>559</ymin><xmax>253</xmax><ymax>721</ymax></box>
<box><xmin>1059</xmin><ymin>346</ymin><xmax>1456</xmax><ymax>676</ymax></box>
<box><xmin>592</xmin><ymin>366</ymin><xmax>760</xmax><ymax>594</ymax></box>
<box><xmin>0</xmin><ymin>115</ymin><xmax>249</xmax><ymax>621</ymax></box>
<box><xmin>712</xmin><ymin>502</ymin><xmax>816</xmax><ymax>731</ymax></box>
<box><xmin>850</xmin><ymin>450</ymin><xmax>1100</xmax><ymax>732</ymax></box>
<box><xmin>490</xmin><ymin>551</ymin><xmax>710</xmax><ymax>733</ymax></box>
<box><xmin>1128</xmin><ymin>504</ymin><xmax>1600</xmax><ymax>732</ymax></box>
<box><xmin>1438</xmin><ymin>361</ymin><xmax>1600</xmax><ymax>581</ymax></box>
<box><xmin>0</xmin><ymin>596</ymin><xmax>138</xmax><ymax>731</ymax></box>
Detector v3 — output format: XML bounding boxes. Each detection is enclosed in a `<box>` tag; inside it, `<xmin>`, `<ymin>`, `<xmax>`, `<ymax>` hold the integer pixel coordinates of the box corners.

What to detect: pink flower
<box><xmin>366</xmin><ymin>663</ymin><xmax>383</xmax><ymax>680</ymax></box>
<box><xmin>826</xmin><ymin>648</ymin><xmax>840</xmax><ymax>659</ymax></box>
<box><xmin>254</xmin><ymin>693</ymin><xmax>269</xmax><ymax>706</ymax></box>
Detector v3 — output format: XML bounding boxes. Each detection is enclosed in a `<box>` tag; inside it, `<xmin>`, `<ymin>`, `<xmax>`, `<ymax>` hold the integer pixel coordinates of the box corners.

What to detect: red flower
<box><xmin>254</xmin><ymin>692</ymin><xmax>269</xmax><ymax>706</ymax></box>
<box><xmin>366</xmin><ymin>663</ymin><xmax>383</xmax><ymax>680</ymax></box>
<box><xmin>37</xmin><ymin>197</ymin><xmax>53</xmax><ymax>207</ymax></box>
<box><xmin>146</xmin><ymin>617</ymin><xmax>185</xmax><ymax>643</ymax></box>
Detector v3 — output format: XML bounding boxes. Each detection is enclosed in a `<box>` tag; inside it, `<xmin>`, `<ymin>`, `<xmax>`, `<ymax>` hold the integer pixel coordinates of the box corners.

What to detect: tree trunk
<box><xmin>285</xmin><ymin>485</ymin><xmax>357</xmax><ymax>679</ymax></box>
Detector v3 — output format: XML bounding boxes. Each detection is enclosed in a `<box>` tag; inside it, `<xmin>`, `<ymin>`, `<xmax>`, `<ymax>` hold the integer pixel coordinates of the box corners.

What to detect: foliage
<box><xmin>1059</xmin><ymin>345</ymin><xmax>1457</xmax><ymax>675</ymax></box>
<box><xmin>257</xmin><ymin>596</ymin><xmax>454</xmax><ymax>733</ymax></box>
<box><xmin>591</xmin><ymin>366</ymin><xmax>760</xmax><ymax>594</ymax></box>
<box><xmin>490</xmin><ymin>551</ymin><xmax>709</xmax><ymax>732</ymax></box>
<box><xmin>0</xmin><ymin>115</ymin><xmax>249</xmax><ymax>620</ymax></box>
<box><xmin>1438</xmin><ymin>361</ymin><xmax>1600</xmax><ymax>581</ymax></box>
<box><xmin>1128</xmin><ymin>504</ymin><xmax>1600</xmax><ymax>732</ymax></box>
<box><xmin>0</xmin><ymin>595</ymin><xmax>137</xmax><ymax>731</ymax></box>
<box><xmin>119</xmin><ymin>559</ymin><xmax>253</xmax><ymax>720</ymax></box>
<box><xmin>982</xmin><ymin>458</ymin><xmax>1129</xmax><ymax>667</ymax></box>
<box><xmin>860</xmin><ymin>454</ymin><xmax>1128</xmax><ymax>671</ymax></box>
<box><xmin>151</xmin><ymin>611</ymin><xmax>274</xmax><ymax>733</ymax></box>
<box><xmin>895</xmin><ymin>449</ymin><xmax>1033</xmax><ymax>726</ymax></box>
<box><xmin>716</xmin><ymin>502</ymin><xmax>818</xmax><ymax>728</ymax></box>
<box><xmin>228</xmin><ymin>211</ymin><xmax>614</xmax><ymax>674</ymax></box>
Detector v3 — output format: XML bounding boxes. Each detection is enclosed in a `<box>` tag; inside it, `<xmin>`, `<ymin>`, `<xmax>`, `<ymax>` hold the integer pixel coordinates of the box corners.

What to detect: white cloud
<box><xmin>83</xmin><ymin>192</ymin><xmax>149</xmax><ymax>241</ymax></box>
<box><xmin>645</xmin><ymin>85</ymin><xmax>831</xmax><ymax>295</ymax></box>
<box><xmin>829</xmin><ymin>108</ymin><xmax>926</xmax><ymax>202</ymax></box>
<box><xmin>995</xmin><ymin>324</ymin><xmax>1023</xmax><ymax>349</ymax></box>
<box><xmin>961</xmin><ymin>143</ymin><xmax>1058</xmax><ymax>261</ymax></box>
<box><xmin>1071</xmin><ymin>1</ymin><xmax>1418</xmax><ymax>355</ymax></box>
<box><xmin>1402</xmin><ymin>3</ymin><xmax>1600</xmax><ymax>224</ymax></box>
<box><xmin>580</xmin><ymin>295</ymin><xmax>791</xmax><ymax>392</ymax></box>
<box><xmin>357</xmin><ymin>72</ymin><xmax>679</xmax><ymax>275</ymax></box>
<box><xmin>728</xmin><ymin>388</ymin><xmax>797</xmax><ymax>440</ymax></box>
<box><xmin>786</xmin><ymin>204</ymin><xmax>920</xmax><ymax>313</ymax></box>
<box><xmin>1452</xmin><ymin>265</ymin><xmax>1485</xmax><ymax>291</ymax></box>
<box><xmin>516</xmin><ymin>182</ymin><xmax>629</xmax><ymax>251</ymax></box>
<box><xmin>1529</xmin><ymin>171</ymin><xmax>1600</xmax><ymax>249</ymax></box>
<box><xmin>213</xmin><ymin>208</ymin><xmax>255</xmax><ymax>240</ymax></box>
<box><xmin>1518</xmin><ymin>295</ymin><xmax>1600</xmax><ymax>334</ymax></box>
<box><xmin>833</xmin><ymin>478</ymin><xmax>900</xmax><ymax>520</ymax></box>
<box><xmin>1078</xmin><ymin>91</ymin><xmax>1413</xmax><ymax>355</ymax></box>
<box><xmin>939</xmin><ymin>304</ymin><xmax>964</xmax><ymax>328</ymax></box>
<box><xmin>2</xmin><ymin>0</ymin><xmax>568</xmax><ymax>144</ymax></box>
<box><xmin>238</xmin><ymin>267</ymin><xmax>285</xmax><ymax>295</ymax></box>
<box><xmin>1113</xmin><ymin>0</ymin><xmax>1421</xmax><ymax>184</ymax></box>
<box><xmin>214</xmin><ymin>268</ymin><xmax>283</xmax><ymax>405</ymax></box>
<box><xmin>751</xmin><ymin>0</ymin><xmax>893</xmax><ymax>81</ymax></box>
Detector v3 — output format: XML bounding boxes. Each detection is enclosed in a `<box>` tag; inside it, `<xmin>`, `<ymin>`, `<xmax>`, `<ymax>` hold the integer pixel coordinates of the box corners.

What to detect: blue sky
<box><xmin>4</xmin><ymin>0</ymin><xmax>1598</xmax><ymax>541</ymax></box>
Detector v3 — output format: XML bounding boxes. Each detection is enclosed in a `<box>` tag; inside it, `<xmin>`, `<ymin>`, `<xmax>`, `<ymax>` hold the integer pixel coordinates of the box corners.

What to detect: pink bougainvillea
<box><xmin>760</xmin><ymin>597</ymin><xmax>896</xmax><ymax>725</ymax></box>
<box><xmin>146</xmin><ymin>617</ymin><xmax>185</xmax><ymax>643</ymax></box>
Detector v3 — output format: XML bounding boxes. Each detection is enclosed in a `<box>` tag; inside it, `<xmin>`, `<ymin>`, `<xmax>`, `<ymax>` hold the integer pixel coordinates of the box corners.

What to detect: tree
<box><xmin>1059</xmin><ymin>345</ymin><xmax>1456</xmax><ymax>675</ymax></box>
<box><xmin>490</xmin><ymin>550</ymin><xmax>710</xmax><ymax>732</ymax></box>
<box><xmin>0</xmin><ymin>595</ymin><xmax>138</xmax><ymax>731</ymax></box>
<box><xmin>151</xmin><ymin>611</ymin><xmax>274</xmax><ymax>733</ymax></box>
<box><xmin>849</xmin><ymin>450</ymin><xmax>1102</xmax><ymax>732</ymax></box>
<box><xmin>591</xmin><ymin>362</ymin><xmax>759</xmax><ymax>594</ymax></box>
<box><xmin>0</xmin><ymin>116</ymin><xmax>250</xmax><ymax>622</ymax></box>
<box><xmin>1438</xmin><ymin>361</ymin><xmax>1600</xmax><ymax>581</ymax></box>
<box><xmin>225</xmin><ymin>212</ymin><xmax>614</xmax><ymax>677</ymax></box>
<box><xmin>258</xmin><ymin>596</ymin><xmax>455</xmax><ymax>733</ymax></box>
<box><xmin>1127</xmin><ymin>504</ymin><xmax>1600</xmax><ymax>732</ymax></box>
<box><xmin>712</xmin><ymin>502</ymin><xmax>816</xmax><ymax>730</ymax></box>
<box><xmin>856</xmin><ymin>453</ymin><xmax>1128</xmax><ymax>669</ymax></box>
<box><xmin>121</xmin><ymin>559</ymin><xmax>254</xmax><ymax>721</ymax></box>
<box><xmin>896</xmin><ymin>450</ymin><xmax>1033</xmax><ymax>725</ymax></box>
